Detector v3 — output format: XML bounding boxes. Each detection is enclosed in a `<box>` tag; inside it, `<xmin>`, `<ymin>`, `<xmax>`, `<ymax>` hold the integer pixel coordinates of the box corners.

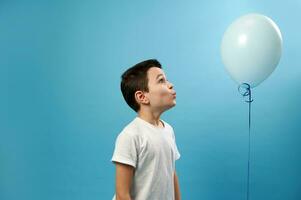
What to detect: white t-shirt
<box><xmin>111</xmin><ymin>116</ymin><xmax>181</xmax><ymax>200</ymax></box>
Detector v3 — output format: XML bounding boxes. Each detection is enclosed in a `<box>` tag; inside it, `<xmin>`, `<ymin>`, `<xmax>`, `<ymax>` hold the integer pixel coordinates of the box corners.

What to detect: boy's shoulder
<box><xmin>116</xmin><ymin>117</ymin><xmax>143</xmax><ymax>139</ymax></box>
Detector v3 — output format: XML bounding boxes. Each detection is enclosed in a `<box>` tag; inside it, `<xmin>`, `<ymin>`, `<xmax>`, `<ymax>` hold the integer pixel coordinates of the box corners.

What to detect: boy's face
<box><xmin>143</xmin><ymin>67</ymin><xmax>176</xmax><ymax>111</ymax></box>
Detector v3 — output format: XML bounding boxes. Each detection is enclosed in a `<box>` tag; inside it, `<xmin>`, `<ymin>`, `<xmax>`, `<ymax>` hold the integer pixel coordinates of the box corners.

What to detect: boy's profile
<box><xmin>111</xmin><ymin>59</ymin><xmax>181</xmax><ymax>200</ymax></box>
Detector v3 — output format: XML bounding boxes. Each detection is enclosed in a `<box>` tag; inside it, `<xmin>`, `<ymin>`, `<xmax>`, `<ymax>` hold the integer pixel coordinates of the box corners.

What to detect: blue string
<box><xmin>238</xmin><ymin>83</ymin><xmax>253</xmax><ymax>200</ymax></box>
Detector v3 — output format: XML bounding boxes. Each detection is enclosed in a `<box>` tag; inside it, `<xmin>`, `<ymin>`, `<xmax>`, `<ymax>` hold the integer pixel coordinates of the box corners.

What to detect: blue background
<box><xmin>1</xmin><ymin>1</ymin><xmax>300</xmax><ymax>200</ymax></box>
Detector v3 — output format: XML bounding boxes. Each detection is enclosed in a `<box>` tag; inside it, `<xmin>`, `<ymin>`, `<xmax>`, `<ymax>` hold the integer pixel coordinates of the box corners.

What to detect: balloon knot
<box><xmin>238</xmin><ymin>83</ymin><xmax>253</xmax><ymax>103</ymax></box>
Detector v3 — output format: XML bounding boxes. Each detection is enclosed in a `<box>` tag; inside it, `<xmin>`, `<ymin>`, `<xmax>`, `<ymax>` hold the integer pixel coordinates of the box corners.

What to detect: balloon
<box><xmin>221</xmin><ymin>13</ymin><xmax>283</xmax><ymax>88</ymax></box>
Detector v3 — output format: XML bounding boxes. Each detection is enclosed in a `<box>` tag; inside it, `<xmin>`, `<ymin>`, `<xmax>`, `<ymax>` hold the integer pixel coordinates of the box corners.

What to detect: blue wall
<box><xmin>1</xmin><ymin>1</ymin><xmax>300</xmax><ymax>200</ymax></box>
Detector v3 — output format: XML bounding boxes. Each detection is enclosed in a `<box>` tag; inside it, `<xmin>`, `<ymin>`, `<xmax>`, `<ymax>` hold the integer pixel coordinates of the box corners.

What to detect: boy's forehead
<box><xmin>147</xmin><ymin>67</ymin><xmax>165</xmax><ymax>80</ymax></box>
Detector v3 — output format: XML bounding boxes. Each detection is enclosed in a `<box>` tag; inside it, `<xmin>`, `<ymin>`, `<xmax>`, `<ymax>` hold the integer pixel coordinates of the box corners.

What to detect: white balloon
<box><xmin>221</xmin><ymin>13</ymin><xmax>283</xmax><ymax>88</ymax></box>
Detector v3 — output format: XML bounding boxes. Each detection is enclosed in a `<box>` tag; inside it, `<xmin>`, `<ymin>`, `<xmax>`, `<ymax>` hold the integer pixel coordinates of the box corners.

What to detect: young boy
<box><xmin>111</xmin><ymin>59</ymin><xmax>181</xmax><ymax>200</ymax></box>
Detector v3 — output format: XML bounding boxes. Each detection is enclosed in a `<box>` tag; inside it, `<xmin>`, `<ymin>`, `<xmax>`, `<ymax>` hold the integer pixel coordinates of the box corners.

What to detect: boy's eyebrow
<box><xmin>156</xmin><ymin>74</ymin><xmax>164</xmax><ymax>80</ymax></box>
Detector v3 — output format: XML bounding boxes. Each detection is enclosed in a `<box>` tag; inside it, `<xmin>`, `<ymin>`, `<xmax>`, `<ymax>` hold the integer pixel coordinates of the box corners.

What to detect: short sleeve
<box><xmin>171</xmin><ymin>127</ymin><xmax>181</xmax><ymax>160</ymax></box>
<box><xmin>111</xmin><ymin>132</ymin><xmax>138</xmax><ymax>168</ymax></box>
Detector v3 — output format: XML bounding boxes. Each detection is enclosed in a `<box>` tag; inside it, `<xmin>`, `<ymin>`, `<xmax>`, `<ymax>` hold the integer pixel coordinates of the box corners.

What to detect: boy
<box><xmin>111</xmin><ymin>59</ymin><xmax>181</xmax><ymax>200</ymax></box>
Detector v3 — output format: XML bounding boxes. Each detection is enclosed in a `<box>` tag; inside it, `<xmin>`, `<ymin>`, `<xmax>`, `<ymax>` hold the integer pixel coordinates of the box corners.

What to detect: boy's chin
<box><xmin>171</xmin><ymin>100</ymin><xmax>176</xmax><ymax>106</ymax></box>
<box><xmin>164</xmin><ymin>102</ymin><xmax>176</xmax><ymax>110</ymax></box>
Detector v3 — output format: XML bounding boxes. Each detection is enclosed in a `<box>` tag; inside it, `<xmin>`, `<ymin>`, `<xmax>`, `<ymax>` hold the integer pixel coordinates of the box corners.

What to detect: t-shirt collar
<box><xmin>135</xmin><ymin>117</ymin><xmax>166</xmax><ymax>130</ymax></box>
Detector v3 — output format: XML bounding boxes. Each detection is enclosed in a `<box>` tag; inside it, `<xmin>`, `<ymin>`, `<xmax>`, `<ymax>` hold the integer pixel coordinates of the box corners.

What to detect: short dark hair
<box><xmin>120</xmin><ymin>59</ymin><xmax>162</xmax><ymax>112</ymax></box>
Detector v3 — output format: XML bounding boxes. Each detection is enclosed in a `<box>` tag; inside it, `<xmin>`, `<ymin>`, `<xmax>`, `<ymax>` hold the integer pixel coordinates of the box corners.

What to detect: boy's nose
<box><xmin>168</xmin><ymin>82</ymin><xmax>174</xmax><ymax>89</ymax></box>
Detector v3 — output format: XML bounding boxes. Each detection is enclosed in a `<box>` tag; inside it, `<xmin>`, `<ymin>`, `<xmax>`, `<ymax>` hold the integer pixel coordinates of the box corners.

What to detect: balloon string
<box><xmin>238</xmin><ymin>83</ymin><xmax>253</xmax><ymax>200</ymax></box>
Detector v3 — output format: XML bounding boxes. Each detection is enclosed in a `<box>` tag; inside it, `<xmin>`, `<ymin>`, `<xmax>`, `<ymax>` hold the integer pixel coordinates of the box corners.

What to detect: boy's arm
<box><xmin>115</xmin><ymin>162</ymin><xmax>134</xmax><ymax>200</ymax></box>
<box><xmin>174</xmin><ymin>171</ymin><xmax>181</xmax><ymax>200</ymax></box>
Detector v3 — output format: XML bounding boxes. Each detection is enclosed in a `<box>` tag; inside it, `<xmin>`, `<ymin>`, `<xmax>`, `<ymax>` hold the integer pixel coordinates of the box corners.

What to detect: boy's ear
<box><xmin>135</xmin><ymin>91</ymin><xmax>149</xmax><ymax>105</ymax></box>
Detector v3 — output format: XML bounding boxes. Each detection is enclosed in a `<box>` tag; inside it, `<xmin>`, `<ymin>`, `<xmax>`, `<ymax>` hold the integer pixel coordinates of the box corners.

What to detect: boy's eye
<box><xmin>159</xmin><ymin>79</ymin><xmax>165</xmax><ymax>83</ymax></box>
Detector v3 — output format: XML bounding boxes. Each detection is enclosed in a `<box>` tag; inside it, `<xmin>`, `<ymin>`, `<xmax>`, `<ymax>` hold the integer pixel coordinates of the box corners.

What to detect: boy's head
<box><xmin>121</xmin><ymin>59</ymin><xmax>176</xmax><ymax>113</ymax></box>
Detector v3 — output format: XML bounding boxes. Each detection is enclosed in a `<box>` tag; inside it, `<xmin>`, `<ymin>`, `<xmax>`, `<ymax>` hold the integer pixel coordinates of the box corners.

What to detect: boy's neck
<box><xmin>137</xmin><ymin>109</ymin><xmax>163</xmax><ymax>128</ymax></box>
